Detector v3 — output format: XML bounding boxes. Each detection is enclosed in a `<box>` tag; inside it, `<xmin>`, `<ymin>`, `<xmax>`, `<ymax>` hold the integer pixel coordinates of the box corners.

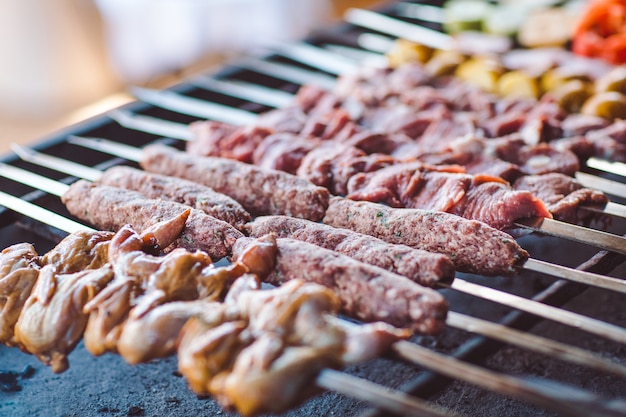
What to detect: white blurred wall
<box><xmin>0</xmin><ymin>0</ymin><xmax>352</xmax><ymax>152</ymax></box>
<box><xmin>0</xmin><ymin>0</ymin><xmax>120</xmax><ymax>122</ymax></box>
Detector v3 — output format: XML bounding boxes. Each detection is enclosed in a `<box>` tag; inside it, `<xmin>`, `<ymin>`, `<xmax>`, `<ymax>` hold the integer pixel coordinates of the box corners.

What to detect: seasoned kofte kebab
<box><xmin>0</xmin><ymin>212</ymin><xmax>414</xmax><ymax>416</ymax></box>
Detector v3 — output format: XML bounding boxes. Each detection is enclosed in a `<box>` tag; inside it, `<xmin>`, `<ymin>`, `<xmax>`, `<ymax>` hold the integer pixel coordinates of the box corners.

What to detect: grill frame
<box><xmin>1</xmin><ymin>2</ymin><xmax>626</xmax><ymax>416</ymax></box>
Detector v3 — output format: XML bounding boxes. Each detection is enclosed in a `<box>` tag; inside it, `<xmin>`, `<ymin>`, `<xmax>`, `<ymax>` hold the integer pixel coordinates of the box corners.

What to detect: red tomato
<box><xmin>572</xmin><ymin>0</ymin><xmax>626</xmax><ymax>64</ymax></box>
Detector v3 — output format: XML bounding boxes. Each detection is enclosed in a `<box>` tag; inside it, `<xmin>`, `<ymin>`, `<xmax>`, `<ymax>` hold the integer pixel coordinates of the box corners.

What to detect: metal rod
<box><xmin>0</xmin><ymin>190</ymin><xmax>93</xmax><ymax>234</ymax></box>
<box><xmin>524</xmin><ymin>258</ymin><xmax>626</xmax><ymax>294</ymax></box>
<box><xmin>316</xmin><ymin>369</ymin><xmax>456</xmax><ymax>417</ymax></box>
<box><xmin>190</xmin><ymin>76</ymin><xmax>294</xmax><ymax>108</ymax></box>
<box><xmin>268</xmin><ymin>41</ymin><xmax>360</xmax><ymax>75</ymax></box>
<box><xmin>130</xmin><ymin>87</ymin><xmax>259</xmax><ymax>125</ymax></box>
<box><xmin>233</xmin><ymin>57</ymin><xmax>337</xmax><ymax>90</ymax></box>
<box><xmin>576</xmin><ymin>172</ymin><xmax>626</xmax><ymax>199</ymax></box>
<box><xmin>587</xmin><ymin>158</ymin><xmax>626</xmax><ymax>178</ymax></box>
<box><xmin>514</xmin><ymin>217</ymin><xmax>626</xmax><ymax>256</ymax></box>
<box><xmin>344</xmin><ymin>8</ymin><xmax>454</xmax><ymax>50</ymax></box>
<box><xmin>392</xmin><ymin>339</ymin><xmax>626</xmax><ymax>417</ymax></box>
<box><xmin>9</xmin><ymin>145</ymin><xmax>103</xmax><ymax>183</ymax></box>
<box><xmin>446</xmin><ymin>311</ymin><xmax>626</xmax><ymax>379</ymax></box>
<box><xmin>108</xmin><ymin>109</ymin><xmax>193</xmax><ymax>141</ymax></box>
<box><xmin>448</xmin><ymin>278</ymin><xmax>626</xmax><ymax>346</ymax></box>
<box><xmin>0</xmin><ymin>162</ymin><xmax>70</xmax><ymax>197</ymax></box>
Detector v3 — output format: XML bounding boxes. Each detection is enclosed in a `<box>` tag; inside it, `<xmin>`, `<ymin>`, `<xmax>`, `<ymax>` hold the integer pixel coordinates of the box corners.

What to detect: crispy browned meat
<box><xmin>139</xmin><ymin>144</ymin><xmax>330</xmax><ymax>221</ymax></box>
<box><xmin>0</xmin><ymin>243</ymin><xmax>40</xmax><ymax>346</ymax></box>
<box><xmin>97</xmin><ymin>165</ymin><xmax>251</xmax><ymax>230</ymax></box>
<box><xmin>245</xmin><ymin>215</ymin><xmax>454</xmax><ymax>287</ymax></box>
<box><xmin>232</xmin><ymin>236</ymin><xmax>448</xmax><ymax>334</ymax></box>
<box><xmin>323</xmin><ymin>197</ymin><xmax>528</xmax><ymax>276</ymax></box>
<box><xmin>177</xmin><ymin>278</ymin><xmax>410</xmax><ymax>417</ymax></box>
<box><xmin>62</xmin><ymin>180</ymin><xmax>243</xmax><ymax>260</ymax></box>
<box><xmin>14</xmin><ymin>265</ymin><xmax>114</xmax><ymax>373</ymax></box>
<box><xmin>1</xmin><ymin>231</ymin><xmax>115</xmax><ymax>349</ymax></box>
<box><xmin>83</xmin><ymin>221</ymin><xmax>215</xmax><ymax>358</ymax></box>
<box><xmin>83</xmin><ymin>217</ymin><xmax>273</xmax><ymax>364</ymax></box>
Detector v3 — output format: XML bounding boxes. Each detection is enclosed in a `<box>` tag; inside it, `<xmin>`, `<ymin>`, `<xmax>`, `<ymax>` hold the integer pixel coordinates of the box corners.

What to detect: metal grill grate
<box><xmin>1</xmin><ymin>2</ymin><xmax>626</xmax><ymax>416</ymax></box>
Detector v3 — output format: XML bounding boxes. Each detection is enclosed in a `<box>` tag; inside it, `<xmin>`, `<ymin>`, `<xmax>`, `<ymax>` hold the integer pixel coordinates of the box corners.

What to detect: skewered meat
<box><xmin>188</xmin><ymin>121</ymin><xmax>272</xmax><ymax>163</ymax></box>
<box><xmin>97</xmin><ymin>165</ymin><xmax>251</xmax><ymax>230</ymax></box>
<box><xmin>139</xmin><ymin>144</ymin><xmax>330</xmax><ymax>221</ymax></box>
<box><xmin>83</xmin><ymin>219</ymin><xmax>215</xmax><ymax>358</ymax></box>
<box><xmin>345</xmin><ymin>160</ymin><xmax>554</xmax><ymax>230</ymax></box>
<box><xmin>0</xmin><ymin>230</ymin><xmax>114</xmax><ymax>348</ymax></box>
<box><xmin>514</xmin><ymin>173</ymin><xmax>609</xmax><ymax>223</ymax></box>
<box><xmin>14</xmin><ymin>265</ymin><xmax>114</xmax><ymax>373</ymax></box>
<box><xmin>232</xmin><ymin>235</ymin><xmax>448</xmax><ymax>334</ymax></box>
<box><xmin>61</xmin><ymin>180</ymin><xmax>244</xmax><ymax>260</ymax></box>
<box><xmin>245</xmin><ymin>215</ymin><xmax>454</xmax><ymax>287</ymax></box>
<box><xmin>84</xmin><ymin>212</ymin><xmax>271</xmax><ymax>363</ymax></box>
<box><xmin>323</xmin><ymin>197</ymin><xmax>528</xmax><ymax>276</ymax></box>
<box><xmin>117</xmin><ymin>299</ymin><xmax>212</xmax><ymax>365</ymax></box>
<box><xmin>177</xmin><ymin>278</ymin><xmax>410</xmax><ymax>417</ymax></box>
<box><xmin>297</xmin><ymin>144</ymin><xmax>397</xmax><ymax>195</ymax></box>
<box><xmin>251</xmin><ymin>132</ymin><xmax>319</xmax><ymax>174</ymax></box>
<box><xmin>0</xmin><ymin>244</ymin><xmax>40</xmax><ymax>346</ymax></box>
<box><xmin>40</xmin><ymin>230</ymin><xmax>113</xmax><ymax>273</ymax></box>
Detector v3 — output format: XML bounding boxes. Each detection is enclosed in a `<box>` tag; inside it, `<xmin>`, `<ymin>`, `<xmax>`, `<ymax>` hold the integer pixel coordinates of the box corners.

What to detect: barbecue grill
<box><xmin>1</xmin><ymin>2</ymin><xmax>626</xmax><ymax>416</ymax></box>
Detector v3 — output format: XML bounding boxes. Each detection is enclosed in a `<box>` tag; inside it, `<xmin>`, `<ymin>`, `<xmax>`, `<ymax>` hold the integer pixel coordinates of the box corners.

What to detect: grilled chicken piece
<box><xmin>14</xmin><ymin>264</ymin><xmax>114</xmax><ymax>373</ymax></box>
<box><xmin>117</xmin><ymin>299</ymin><xmax>212</xmax><ymax>364</ymax></box>
<box><xmin>1</xmin><ymin>230</ymin><xmax>114</xmax><ymax>348</ymax></box>
<box><xmin>177</xmin><ymin>278</ymin><xmax>410</xmax><ymax>417</ymax></box>
<box><xmin>41</xmin><ymin>230</ymin><xmax>113</xmax><ymax>273</ymax></box>
<box><xmin>0</xmin><ymin>243</ymin><xmax>41</xmax><ymax>346</ymax></box>
<box><xmin>83</xmin><ymin>214</ymin><xmax>208</xmax><ymax>357</ymax></box>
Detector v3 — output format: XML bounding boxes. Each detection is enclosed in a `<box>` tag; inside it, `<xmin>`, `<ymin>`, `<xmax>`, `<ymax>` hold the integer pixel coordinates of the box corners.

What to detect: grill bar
<box><xmin>1</xmin><ymin>3</ymin><xmax>626</xmax><ymax>416</ymax></box>
<box><xmin>233</xmin><ymin>57</ymin><xmax>337</xmax><ymax>90</ymax></box>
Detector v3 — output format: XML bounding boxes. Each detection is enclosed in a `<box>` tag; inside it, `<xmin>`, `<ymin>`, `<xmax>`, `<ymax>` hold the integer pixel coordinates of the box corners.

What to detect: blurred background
<box><xmin>0</xmin><ymin>0</ymin><xmax>380</xmax><ymax>154</ymax></box>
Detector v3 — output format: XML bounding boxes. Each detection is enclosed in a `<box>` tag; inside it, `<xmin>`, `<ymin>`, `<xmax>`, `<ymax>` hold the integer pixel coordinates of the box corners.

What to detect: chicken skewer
<box><xmin>2</xmin><ymin>196</ymin><xmax>626</xmax><ymax>417</ymax></box>
<box><xmin>0</xmin><ymin>204</ymin><xmax>449</xmax><ymax>416</ymax></box>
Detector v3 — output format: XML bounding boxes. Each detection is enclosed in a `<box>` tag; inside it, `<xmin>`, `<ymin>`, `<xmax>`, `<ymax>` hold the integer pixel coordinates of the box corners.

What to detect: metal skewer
<box><xmin>232</xmin><ymin>57</ymin><xmax>337</xmax><ymax>90</ymax></box>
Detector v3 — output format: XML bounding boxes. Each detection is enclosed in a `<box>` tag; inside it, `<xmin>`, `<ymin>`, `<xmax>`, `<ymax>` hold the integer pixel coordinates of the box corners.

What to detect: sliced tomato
<box><xmin>572</xmin><ymin>0</ymin><xmax>626</xmax><ymax>64</ymax></box>
<box><xmin>602</xmin><ymin>32</ymin><xmax>626</xmax><ymax>64</ymax></box>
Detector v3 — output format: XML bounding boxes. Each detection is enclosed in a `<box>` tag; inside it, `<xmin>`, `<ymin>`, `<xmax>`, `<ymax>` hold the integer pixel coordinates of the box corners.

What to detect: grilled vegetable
<box><xmin>496</xmin><ymin>70</ymin><xmax>540</xmax><ymax>99</ymax></box>
<box><xmin>581</xmin><ymin>91</ymin><xmax>626</xmax><ymax>119</ymax></box>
